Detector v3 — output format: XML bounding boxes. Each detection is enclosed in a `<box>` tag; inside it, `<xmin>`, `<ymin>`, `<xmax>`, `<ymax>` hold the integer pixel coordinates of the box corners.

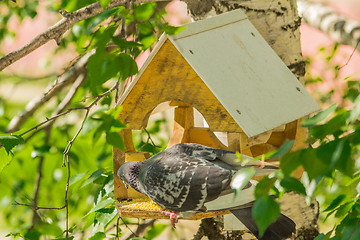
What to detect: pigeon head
<box><xmin>117</xmin><ymin>161</ymin><xmax>142</xmax><ymax>192</ymax></box>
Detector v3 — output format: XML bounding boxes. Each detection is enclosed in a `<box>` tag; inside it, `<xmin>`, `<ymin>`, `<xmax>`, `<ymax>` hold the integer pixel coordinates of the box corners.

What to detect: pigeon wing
<box><xmin>139</xmin><ymin>150</ymin><xmax>233</xmax><ymax>212</ymax></box>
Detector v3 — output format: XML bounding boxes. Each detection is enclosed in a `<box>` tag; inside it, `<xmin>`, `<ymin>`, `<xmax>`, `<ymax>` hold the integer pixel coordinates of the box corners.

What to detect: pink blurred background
<box><xmin>2</xmin><ymin>0</ymin><xmax>360</xmax><ymax>107</ymax></box>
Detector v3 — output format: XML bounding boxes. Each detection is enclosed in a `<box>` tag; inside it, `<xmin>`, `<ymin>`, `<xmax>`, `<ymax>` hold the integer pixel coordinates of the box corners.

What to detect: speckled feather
<box><xmin>118</xmin><ymin>143</ymin><xmax>267</xmax><ymax>212</ymax></box>
<box><xmin>117</xmin><ymin>143</ymin><xmax>295</xmax><ymax>240</ymax></box>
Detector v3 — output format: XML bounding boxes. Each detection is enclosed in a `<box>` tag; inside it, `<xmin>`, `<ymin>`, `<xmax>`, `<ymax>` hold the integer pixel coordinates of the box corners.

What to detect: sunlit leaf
<box><xmin>324</xmin><ymin>195</ymin><xmax>346</xmax><ymax>212</ymax></box>
<box><xmin>309</xmin><ymin>109</ymin><xmax>349</xmax><ymax>140</ymax></box>
<box><xmin>302</xmin><ymin>104</ymin><xmax>336</xmax><ymax>127</ymax></box>
<box><xmin>134</xmin><ymin>2</ymin><xmax>156</xmax><ymax>21</ymax></box>
<box><xmin>96</xmin><ymin>208</ymin><xmax>118</xmax><ymax>230</ymax></box>
<box><xmin>231</xmin><ymin>167</ymin><xmax>255</xmax><ymax>196</ymax></box>
<box><xmin>87</xmin><ymin>198</ymin><xmax>114</xmax><ymax>216</ymax></box>
<box><xmin>70</xmin><ymin>173</ymin><xmax>87</xmax><ymax>186</ymax></box>
<box><xmin>140</xmin><ymin>34</ymin><xmax>157</xmax><ymax>49</ymax></box>
<box><xmin>347</xmin><ymin>94</ymin><xmax>360</xmax><ymax>123</ymax></box>
<box><xmin>99</xmin><ymin>0</ymin><xmax>111</xmax><ymax>9</ymax></box>
<box><xmin>89</xmin><ymin>232</ymin><xmax>106</xmax><ymax>240</ymax></box>
<box><xmin>82</xmin><ymin>212</ymin><xmax>96</xmax><ymax>232</ymax></box>
<box><xmin>255</xmin><ymin>176</ymin><xmax>277</xmax><ymax>199</ymax></box>
<box><xmin>83</xmin><ymin>169</ymin><xmax>106</xmax><ymax>187</ymax></box>
<box><xmin>0</xmin><ymin>148</ymin><xmax>13</xmax><ymax>175</ymax></box>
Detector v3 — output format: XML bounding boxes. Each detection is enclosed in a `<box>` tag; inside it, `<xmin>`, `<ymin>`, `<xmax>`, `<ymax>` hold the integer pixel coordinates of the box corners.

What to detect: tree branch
<box><xmin>0</xmin><ymin>0</ymin><xmax>170</xmax><ymax>71</ymax></box>
<box><xmin>5</xmin><ymin>51</ymin><xmax>92</xmax><ymax>133</ymax></box>
<box><xmin>298</xmin><ymin>0</ymin><xmax>360</xmax><ymax>52</ymax></box>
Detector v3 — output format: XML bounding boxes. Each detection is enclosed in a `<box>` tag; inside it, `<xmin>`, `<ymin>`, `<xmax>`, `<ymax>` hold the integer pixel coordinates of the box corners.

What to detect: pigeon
<box><xmin>117</xmin><ymin>143</ymin><xmax>296</xmax><ymax>240</ymax></box>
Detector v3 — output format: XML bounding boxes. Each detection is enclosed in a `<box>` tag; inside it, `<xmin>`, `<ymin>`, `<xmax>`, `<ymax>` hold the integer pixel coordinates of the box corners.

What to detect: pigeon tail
<box><xmin>230</xmin><ymin>207</ymin><xmax>296</xmax><ymax>240</ymax></box>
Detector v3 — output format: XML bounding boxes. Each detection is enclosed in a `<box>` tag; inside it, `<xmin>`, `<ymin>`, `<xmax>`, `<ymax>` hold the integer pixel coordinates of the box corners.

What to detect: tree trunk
<box><xmin>180</xmin><ymin>1</ymin><xmax>319</xmax><ymax>239</ymax></box>
<box><xmin>298</xmin><ymin>0</ymin><xmax>360</xmax><ymax>51</ymax></box>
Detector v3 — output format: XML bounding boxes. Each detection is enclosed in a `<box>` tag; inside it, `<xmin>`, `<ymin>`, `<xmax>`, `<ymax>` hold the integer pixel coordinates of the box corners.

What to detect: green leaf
<box><xmin>314</xmin><ymin>231</ymin><xmax>333</xmax><ymax>240</ymax></box>
<box><xmin>331</xmin><ymin>139</ymin><xmax>352</xmax><ymax>176</ymax></box>
<box><xmin>112</xmin><ymin>37</ymin><xmax>143</xmax><ymax>50</ymax></box>
<box><xmin>341</xmin><ymin>219</ymin><xmax>360</xmax><ymax>240</ymax></box>
<box><xmin>0</xmin><ymin>148</ymin><xmax>13</xmax><ymax>175</ymax></box>
<box><xmin>82</xmin><ymin>212</ymin><xmax>96</xmax><ymax>232</ymax></box>
<box><xmin>99</xmin><ymin>0</ymin><xmax>111</xmax><ymax>9</ymax></box>
<box><xmin>144</xmin><ymin>224</ymin><xmax>168</xmax><ymax>240</ymax></box>
<box><xmin>255</xmin><ymin>176</ymin><xmax>277</xmax><ymax>199</ymax></box>
<box><xmin>38</xmin><ymin>223</ymin><xmax>63</xmax><ymax>236</ymax></box>
<box><xmin>134</xmin><ymin>2</ymin><xmax>156</xmax><ymax>21</ymax></box>
<box><xmin>280</xmin><ymin>151</ymin><xmax>302</xmax><ymax>176</ymax></box>
<box><xmin>96</xmin><ymin>208</ymin><xmax>118</xmax><ymax>230</ymax></box>
<box><xmin>314</xmin><ymin>233</ymin><xmax>326</xmax><ymax>240</ymax></box>
<box><xmin>87</xmin><ymin>198</ymin><xmax>114</xmax><ymax>216</ymax></box>
<box><xmin>87</xmin><ymin>51</ymin><xmax>121</xmax><ymax>89</ymax></box>
<box><xmin>301</xmin><ymin>148</ymin><xmax>331</xmax><ymax>180</ymax></box>
<box><xmin>302</xmin><ymin>104</ymin><xmax>337</xmax><ymax>127</ymax></box>
<box><xmin>117</xmin><ymin>53</ymin><xmax>138</xmax><ymax>80</ymax></box>
<box><xmin>280</xmin><ymin>177</ymin><xmax>306</xmax><ymax>195</ymax></box>
<box><xmin>161</xmin><ymin>25</ymin><xmax>186</xmax><ymax>35</ymax></box>
<box><xmin>270</xmin><ymin>140</ymin><xmax>294</xmax><ymax>159</ymax></box>
<box><xmin>347</xmin><ymin>94</ymin><xmax>360</xmax><ymax>123</ymax></box>
<box><xmin>83</xmin><ymin>169</ymin><xmax>106</xmax><ymax>187</ymax></box>
<box><xmin>138</xmin><ymin>22</ymin><xmax>154</xmax><ymax>35</ymax></box>
<box><xmin>334</xmin><ymin>202</ymin><xmax>353</xmax><ymax>219</ymax></box>
<box><xmin>106</xmin><ymin>132</ymin><xmax>124</xmax><ymax>151</ymax></box>
<box><xmin>0</xmin><ymin>135</ymin><xmax>24</xmax><ymax>154</ymax></box>
<box><xmin>70</xmin><ymin>172</ymin><xmax>87</xmax><ymax>186</ymax></box>
<box><xmin>309</xmin><ymin>109</ymin><xmax>349</xmax><ymax>140</ymax></box>
<box><xmin>252</xmin><ymin>196</ymin><xmax>280</xmax><ymax>237</ymax></box>
<box><xmin>231</xmin><ymin>167</ymin><xmax>255</xmax><ymax>196</ymax></box>
<box><xmin>324</xmin><ymin>195</ymin><xmax>346</xmax><ymax>212</ymax></box>
<box><xmin>140</xmin><ymin>34</ymin><xmax>157</xmax><ymax>49</ymax></box>
<box><xmin>83</xmin><ymin>118</ymin><xmax>103</xmax><ymax>136</ymax></box>
<box><xmin>89</xmin><ymin>232</ymin><xmax>106</xmax><ymax>240</ymax></box>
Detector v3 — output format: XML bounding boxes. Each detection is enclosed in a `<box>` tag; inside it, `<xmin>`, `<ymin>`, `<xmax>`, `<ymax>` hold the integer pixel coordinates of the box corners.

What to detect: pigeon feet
<box><xmin>159</xmin><ymin>209</ymin><xmax>179</xmax><ymax>228</ymax></box>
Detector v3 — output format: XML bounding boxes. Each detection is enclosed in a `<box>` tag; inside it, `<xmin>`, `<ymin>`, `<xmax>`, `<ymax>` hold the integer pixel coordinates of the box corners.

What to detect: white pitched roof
<box><xmin>123</xmin><ymin>9</ymin><xmax>321</xmax><ymax>137</ymax></box>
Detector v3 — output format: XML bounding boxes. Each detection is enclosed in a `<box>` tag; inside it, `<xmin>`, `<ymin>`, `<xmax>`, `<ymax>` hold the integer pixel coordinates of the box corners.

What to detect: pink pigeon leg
<box><xmin>159</xmin><ymin>209</ymin><xmax>179</xmax><ymax>228</ymax></box>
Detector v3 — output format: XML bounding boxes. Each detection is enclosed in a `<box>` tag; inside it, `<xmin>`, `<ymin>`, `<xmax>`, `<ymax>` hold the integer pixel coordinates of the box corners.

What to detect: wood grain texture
<box><xmin>118</xmin><ymin>39</ymin><xmax>243</xmax><ymax>133</ymax></box>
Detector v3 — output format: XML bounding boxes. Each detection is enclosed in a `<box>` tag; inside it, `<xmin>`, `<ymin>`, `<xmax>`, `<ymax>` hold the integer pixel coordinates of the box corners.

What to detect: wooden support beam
<box><xmin>168</xmin><ymin>106</ymin><xmax>194</xmax><ymax>147</ymax></box>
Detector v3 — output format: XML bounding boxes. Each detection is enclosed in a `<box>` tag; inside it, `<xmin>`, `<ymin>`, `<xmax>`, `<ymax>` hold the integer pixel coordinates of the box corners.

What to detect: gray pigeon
<box><xmin>117</xmin><ymin>143</ymin><xmax>296</xmax><ymax>240</ymax></box>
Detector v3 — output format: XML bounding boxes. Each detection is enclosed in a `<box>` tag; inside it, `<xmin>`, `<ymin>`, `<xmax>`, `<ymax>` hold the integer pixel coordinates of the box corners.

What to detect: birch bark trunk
<box><xmin>180</xmin><ymin>1</ymin><xmax>319</xmax><ymax>239</ymax></box>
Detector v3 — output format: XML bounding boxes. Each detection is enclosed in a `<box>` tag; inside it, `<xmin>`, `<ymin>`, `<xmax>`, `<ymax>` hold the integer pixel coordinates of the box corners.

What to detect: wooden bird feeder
<box><xmin>113</xmin><ymin>9</ymin><xmax>320</xmax><ymax>221</ymax></box>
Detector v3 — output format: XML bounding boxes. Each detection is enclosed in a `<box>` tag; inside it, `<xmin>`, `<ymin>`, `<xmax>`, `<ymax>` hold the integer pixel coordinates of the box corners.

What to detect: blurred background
<box><xmin>1</xmin><ymin>0</ymin><xmax>360</xmax><ymax>239</ymax></box>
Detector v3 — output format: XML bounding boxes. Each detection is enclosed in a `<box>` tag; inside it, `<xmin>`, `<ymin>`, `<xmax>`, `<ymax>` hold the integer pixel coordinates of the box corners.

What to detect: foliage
<box><xmin>0</xmin><ymin>0</ymin><xmax>176</xmax><ymax>239</ymax></box>
<box><xmin>1</xmin><ymin>0</ymin><xmax>360</xmax><ymax>240</ymax></box>
<box><xmin>232</xmin><ymin>44</ymin><xmax>360</xmax><ymax>238</ymax></box>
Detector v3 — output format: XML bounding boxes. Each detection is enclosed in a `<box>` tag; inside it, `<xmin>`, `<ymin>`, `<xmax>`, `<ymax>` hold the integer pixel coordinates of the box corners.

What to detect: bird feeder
<box><xmin>113</xmin><ymin>9</ymin><xmax>320</xmax><ymax>221</ymax></box>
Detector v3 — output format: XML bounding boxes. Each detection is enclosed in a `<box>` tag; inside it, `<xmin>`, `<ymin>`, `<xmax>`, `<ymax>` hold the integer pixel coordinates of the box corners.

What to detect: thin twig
<box><xmin>339</xmin><ymin>39</ymin><xmax>360</xmax><ymax>70</ymax></box>
<box><xmin>13</xmin><ymin>201</ymin><xmax>66</xmax><ymax>210</ymax></box>
<box><xmin>121</xmin><ymin>217</ymin><xmax>137</xmax><ymax>238</ymax></box>
<box><xmin>5</xmin><ymin>51</ymin><xmax>92</xmax><ymax>133</ymax></box>
<box><xmin>138</xmin><ymin>129</ymin><xmax>162</xmax><ymax>150</ymax></box>
<box><xmin>30</xmin><ymin>128</ymin><xmax>51</xmax><ymax>228</ymax></box>
<box><xmin>0</xmin><ymin>0</ymin><xmax>169</xmax><ymax>71</ymax></box>
<box><xmin>115</xmin><ymin>217</ymin><xmax>121</xmax><ymax>240</ymax></box>
<box><xmin>125</xmin><ymin>219</ymin><xmax>156</xmax><ymax>240</ymax></box>
<box><xmin>60</xmin><ymin>80</ymin><xmax>119</xmax><ymax>236</ymax></box>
